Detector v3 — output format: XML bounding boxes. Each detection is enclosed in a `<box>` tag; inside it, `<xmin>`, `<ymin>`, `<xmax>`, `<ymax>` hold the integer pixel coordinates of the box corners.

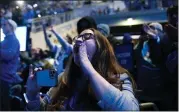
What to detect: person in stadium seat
<box><xmin>25</xmin><ymin>29</ymin><xmax>139</xmax><ymax>111</ymax></box>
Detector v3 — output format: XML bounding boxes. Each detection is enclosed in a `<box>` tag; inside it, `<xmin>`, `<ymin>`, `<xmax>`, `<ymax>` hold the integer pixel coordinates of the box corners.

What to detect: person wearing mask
<box><xmin>0</xmin><ymin>18</ymin><xmax>22</xmax><ymax>110</ymax></box>
<box><xmin>25</xmin><ymin>29</ymin><xmax>139</xmax><ymax>111</ymax></box>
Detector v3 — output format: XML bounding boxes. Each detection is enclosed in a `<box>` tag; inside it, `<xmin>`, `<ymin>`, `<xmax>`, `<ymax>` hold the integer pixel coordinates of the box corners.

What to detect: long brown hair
<box><xmin>47</xmin><ymin>29</ymin><xmax>136</xmax><ymax>110</ymax></box>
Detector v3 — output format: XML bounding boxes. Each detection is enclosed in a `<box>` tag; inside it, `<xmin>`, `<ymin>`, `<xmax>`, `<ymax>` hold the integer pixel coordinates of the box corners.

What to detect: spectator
<box><xmin>141</xmin><ymin>22</ymin><xmax>164</xmax><ymax>66</ymax></box>
<box><xmin>77</xmin><ymin>16</ymin><xmax>97</xmax><ymax>34</ymax></box>
<box><xmin>0</xmin><ymin>18</ymin><xmax>22</xmax><ymax>110</ymax></box>
<box><xmin>23</xmin><ymin>5</ymin><xmax>35</xmax><ymax>25</ymax></box>
<box><xmin>25</xmin><ymin>29</ymin><xmax>139</xmax><ymax>111</ymax></box>
<box><xmin>163</xmin><ymin>5</ymin><xmax>178</xmax><ymax>110</ymax></box>
<box><xmin>97</xmin><ymin>23</ymin><xmax>114</xmax><ymax>45</ymax></box>
<box><xmin>0</xmin><ymin>8</ymin><xmax>5</xmax><ymax>17</ymax></box>
<box><xmin>135</xmin><ymin>19</ymin><xmax>177</xmax><ymax>110</ymax></box>
<box><xmin>97</xmin><ymin>23</ymin><xmax>110</xmax><ymax>38</ymax></box>
<box><xmin>4</xmin><ymin>7</ymin><xmax>12</xmax><ymax>19</ymax></box>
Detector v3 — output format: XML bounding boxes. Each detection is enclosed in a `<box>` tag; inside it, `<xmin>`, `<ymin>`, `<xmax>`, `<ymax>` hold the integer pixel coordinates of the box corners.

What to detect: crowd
<box><xmin>0</xmin><ymin>2</ymin><xmax>76</xmax><ymax>26</ymax></box>
<box><xmin>0</xmin><ymin>5</ymin><xmax>178</xmax><ymax>111</ymax></box>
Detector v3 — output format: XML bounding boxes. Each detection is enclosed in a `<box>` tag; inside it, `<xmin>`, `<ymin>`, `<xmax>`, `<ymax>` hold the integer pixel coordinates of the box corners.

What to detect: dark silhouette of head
<box><xmin>77</xmin><ymin>16</ymin><xmax>97</xmax><ymax>34</ymax></box>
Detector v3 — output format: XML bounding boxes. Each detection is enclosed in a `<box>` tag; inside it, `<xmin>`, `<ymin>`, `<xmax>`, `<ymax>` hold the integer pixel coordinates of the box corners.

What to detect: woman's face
<box><xmin>73</xmin><ymin>29</ymin><xmax>97</xmax><ymax>66</ymax></box>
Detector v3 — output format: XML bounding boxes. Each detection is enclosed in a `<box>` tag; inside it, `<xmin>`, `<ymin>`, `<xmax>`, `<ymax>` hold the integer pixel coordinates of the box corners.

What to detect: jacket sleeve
<box><xmin>97</xmin><ymin>73</ymin><xmax>139</xmax><ymax>111</ymax></box>
<box><xmin>0</xmin><ymin>39</ymin><xmax>19</xmax><ymax>61</ymax></box>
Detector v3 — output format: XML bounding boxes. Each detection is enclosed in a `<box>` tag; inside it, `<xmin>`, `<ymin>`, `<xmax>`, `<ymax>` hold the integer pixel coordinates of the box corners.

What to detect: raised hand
<box><xmin>26</xmin><ymin>64</ymin><xmax>41</xmax><ymax>101</ymax></box>
<box><xmin>143</xmin><ymin>24</ymin><xmax>158</xmax><ymax>39</ymax></box>
<box><xmin>74</xmin><ymin>39</ymin><xmax>89</xmax><ymax>65</ymax></box>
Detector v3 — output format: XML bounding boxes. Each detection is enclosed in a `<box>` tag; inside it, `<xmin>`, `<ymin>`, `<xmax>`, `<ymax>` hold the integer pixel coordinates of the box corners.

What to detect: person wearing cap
<box><xmin>23</xmin><ymin>4</ymin><xmax>34</xmax><ymax>25</ymax></box>
<box><xmin>97</xmin><ymin>24</ymin><xmax>110</xmax><ymax>38</ymax></box>
<box><xmin>141</xmin><ymin>22</ymin><xmax>164</xmax><ymax>66</ymax></box>
<box><xmin>136</xmin><ymin>22</ymin><xmax>177</xmax><ymax>110</ymax></box>
<box><xmin>0</xmin><ymin>19</ymin><xmax>22</xmax><ymax>110</ymax></box>
<box><xmin>97</xmin><ymin>23</ymin><xmax>114</xmax><ymax>44</ymax></box>
<box><xmin>77</xmin><ymin>16</ymin><xmax>97</xmax><ymax>34</ymax></box>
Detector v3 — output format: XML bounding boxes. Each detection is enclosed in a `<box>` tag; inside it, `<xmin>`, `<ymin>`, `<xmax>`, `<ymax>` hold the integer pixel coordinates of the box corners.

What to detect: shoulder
<box><xmin>119</xmin><ymin>73</ymin><xmax>130</xmax><ymax>82</ymax></box>
<box><xmin>119</xmin><ymin>73</ymin><xmax>133</xmax><ymax>93</ymax></box>
<box><xmin>118</xmin><ymin>73</ymin><xmax>139</xmax><ymax>110</ymax></box>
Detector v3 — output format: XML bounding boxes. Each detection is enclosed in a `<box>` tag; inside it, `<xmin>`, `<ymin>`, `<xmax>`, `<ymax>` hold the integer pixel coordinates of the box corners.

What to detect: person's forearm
<box><xmin>51</xmin><ymin>30</ymin><xmax>72</xmax><ymax>51</ymax></box>
<box><xmin>81</xmin><ymin>62</ymin><xmax>127</xmax><ymax>110</ymax></box>
<box><xmin>81</xmin><ymin>61</ymin><xmax>122</xmax><ymax>101</ymax></box>
<box><xmin>42</xmin><ymin>25</ymin><xmax>53</xmax><ymax>50</ymax></box>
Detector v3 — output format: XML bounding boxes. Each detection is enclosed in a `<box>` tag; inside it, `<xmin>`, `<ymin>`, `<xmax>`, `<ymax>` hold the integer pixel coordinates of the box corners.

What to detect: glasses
<box><xmin>73</xmin><ymin>33</ymin><xmax>95</xmax><ymax>53</ymax></box>
<box><xmin>72</xmin><ymin>33</ymin><xmax>95</xmax><ymax>43</ymax></box>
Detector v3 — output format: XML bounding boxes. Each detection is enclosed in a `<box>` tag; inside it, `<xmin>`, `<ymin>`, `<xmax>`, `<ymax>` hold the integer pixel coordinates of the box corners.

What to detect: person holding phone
<box><xmin>25</xmin><ymin>29</ymin><xmax>139</xmax><ymax>111</ymax></box>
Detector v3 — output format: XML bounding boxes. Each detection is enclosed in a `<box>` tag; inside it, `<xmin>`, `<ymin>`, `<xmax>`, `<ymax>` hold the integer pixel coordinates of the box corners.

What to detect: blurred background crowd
<box><xmin>0</xmin><ymin>0</ymin><xmax>177</xmax><ymax>26</ymax></box>
<box><xmin>0</xmin><ymin>0</ymin><xmax>178</xmax><ymax>111</ymax></box>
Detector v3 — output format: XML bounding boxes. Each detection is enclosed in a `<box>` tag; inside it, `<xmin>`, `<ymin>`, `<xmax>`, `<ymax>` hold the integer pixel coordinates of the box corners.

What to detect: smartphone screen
<box><xmin>36</xmin><ymin>69</ymin><xmax>58</xmax><ymax>87</ymax></box>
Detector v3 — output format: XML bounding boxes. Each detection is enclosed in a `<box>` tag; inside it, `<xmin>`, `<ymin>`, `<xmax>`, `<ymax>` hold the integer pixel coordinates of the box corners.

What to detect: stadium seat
<box><xmin>139</xmin><ymin>102</ymin><xmax>159</xmax><ymax>111</ymax></box>
<box><xmin>136</xmin><ymin>59</ymin><xmax>165</xmax><ymax>102</ymax></box>
<box><xmin>114</xmin><ymin>43</ymin><xmax>134</xmax><ymax>72</ymax></box>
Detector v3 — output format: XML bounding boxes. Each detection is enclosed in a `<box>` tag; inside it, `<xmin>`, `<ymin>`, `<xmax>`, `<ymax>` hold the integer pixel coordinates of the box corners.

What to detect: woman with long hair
<box><xmin>26</xmin><ymin>29</ymin><xmax>139</xmax><ymax>111</ymax></box>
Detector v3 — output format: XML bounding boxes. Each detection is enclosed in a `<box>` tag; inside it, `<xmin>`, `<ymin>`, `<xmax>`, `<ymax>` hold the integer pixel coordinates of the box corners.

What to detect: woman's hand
<box><xmin>26</xmin><ymin>64</ymin><xmax>41</xmax><ymax>101</ymax></box>
<box><xmin>75</xmin><ymin>39</ymin><xmax>90</xmax><ymax>64</ymax></box>
<box><xmin>74</xmin><ymin>39</ymin><xmax>94</xmax><ymax>78</ymax></box>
